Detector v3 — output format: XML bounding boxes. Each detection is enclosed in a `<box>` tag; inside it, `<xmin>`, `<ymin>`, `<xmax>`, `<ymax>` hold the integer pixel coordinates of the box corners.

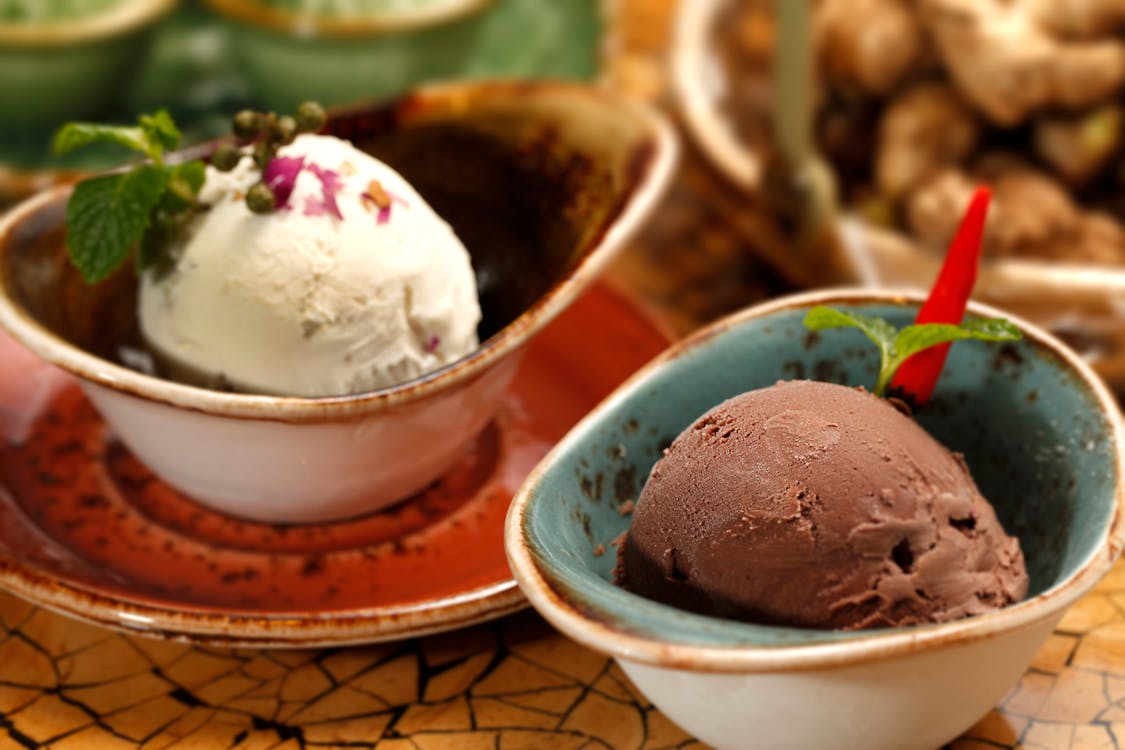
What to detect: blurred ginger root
<box><xmin>875</xmin><ymin>82</ymin><xmax>980</xmax><ymax>199</ymax></box>
<box><xmin>1029</xmin><ymin>0</ymin><xmax>1125</xmax><ymax>37</ymax></box>
<box><xmin>721</xmin><ymin>0</ymin><xmax>1125</xmax><ymax>267</ymax></box>
<box><xmin>907</xmin><ymin>162</ymin><xmax>1125</xmax><ymax>264</ymax></box>
<box><xmin>921</xmin><ymin>0</ymin><xmax>1125</xmax><ymax>125</ymax></box>
<box><xmin>1034</xmin><ymin>105</ymin><xmax>1124</xmax><ymax>186</ymax></box>
<box><xmin>815</xmin><ymin>0</ymin><xmax>929</xmax><ymax>96</ymax></box>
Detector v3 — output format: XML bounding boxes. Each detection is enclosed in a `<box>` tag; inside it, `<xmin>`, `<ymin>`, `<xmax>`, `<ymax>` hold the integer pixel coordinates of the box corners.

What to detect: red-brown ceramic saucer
<box><xmin>0</xmin><ymin>283</ymin><xmax>670</xmax><ymax>647</ymax></box>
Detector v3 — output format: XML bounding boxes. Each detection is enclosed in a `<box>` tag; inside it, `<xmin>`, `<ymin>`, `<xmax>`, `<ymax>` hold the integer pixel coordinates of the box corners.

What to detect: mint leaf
<box><xmin>55</xmin><ymin>109</ymin><xmax>180</xmax><ymax>165</ymax></box>
<box><xmin>163</xmin><ymin>161</ymin><xmax>206</xmax><ymax>210</ymax></box>
<box><xmin>803</xmin><ymin>307</ymin><xmax>896</xmax><ymax>349</ymax></box>
<box><xmin>140</xmin><ymin>109</ymin><xmax>181</xmax><ymax>153</ymax></box>
<box><xmin>56</xmin><ymin>109</ymin><xmax>212</xmax><ymax>280</ymax></box>
<box><xmin>137</xmin><ymin>220</ymin><xmax>174</xmax><ymax>272</ymax></box>
<box><xmin>892</xmin><ymin>320</ymin><xmax>1022</xmax><ymax>363</ymax></box>
<box><xmin>136</xmin><ymin>164</ymin><xmax>205</xmax><ymax>272</ymax></box>
<box><xmin>172</xmin><ymin>160</ymin><xmax>206</xmax><ymax>192</ymax></box>
<box><xmin>65</xmin><ymin>165</ymin><xmax>170</xmax><ymax>283</ymax></box>
<box><xmin>53</xmin><ymin>123</ymin><xmax>147</xmax><ymax>157</ymax></box>
<box><xmin>803</xmin><ymin>306</ymin><xmax>897</xmax><ymax>391</ymax></box>
<box><xmin>803</xmin><ymin>306</ymin><xmax>1022</xmax><ymax>397</ymax></box>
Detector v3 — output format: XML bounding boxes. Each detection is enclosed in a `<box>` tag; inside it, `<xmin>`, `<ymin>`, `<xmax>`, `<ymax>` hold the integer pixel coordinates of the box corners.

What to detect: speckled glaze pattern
<box><xmin>0</xmin><ymin>283</ymin><xmax>671</xmax><ymax>646</ymax></box>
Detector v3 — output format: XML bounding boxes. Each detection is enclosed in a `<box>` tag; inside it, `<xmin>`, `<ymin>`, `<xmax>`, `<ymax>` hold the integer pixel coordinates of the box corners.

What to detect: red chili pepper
<box><xmin>889</xmin><ymin>186</ymin><xmax>991</xmax><ymax>405</ymax></box>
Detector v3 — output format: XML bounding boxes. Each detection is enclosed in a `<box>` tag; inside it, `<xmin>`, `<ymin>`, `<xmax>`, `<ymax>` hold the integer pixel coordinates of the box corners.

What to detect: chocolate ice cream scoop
<box><xmin>616</xmin><ymin>380</ymin><xmax>1028</xmax><ymax>630</ymax></box>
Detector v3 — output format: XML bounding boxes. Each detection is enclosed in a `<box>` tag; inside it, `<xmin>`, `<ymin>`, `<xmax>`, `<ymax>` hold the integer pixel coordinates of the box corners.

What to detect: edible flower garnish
<box><xmin>803</xmin><ymin>306</ymin><xmax>1021</xmax><ymax>398</ymax></box>
<box><xmin>305</xmin><ymin>163</ymin><xmax>345</xmax><ymax>219</ymax></box>
<box><xmin>262</xmin><ymin>155</ymin><xmax>306</xmax><ymax>210</ymax></box>
<box><xmin>364</xmin><ymin>179</ymin><xmax>392</xmax><ymax>209</ymax></box>
<box><xmin>361</xmin><ymin>179</ymin><xmax>407</xmax><ymax>225</ymax></box>
<box><xmin>54</xmin><ymin>101</ymin><xmax>327</xmax><ymax>284</ymax></box>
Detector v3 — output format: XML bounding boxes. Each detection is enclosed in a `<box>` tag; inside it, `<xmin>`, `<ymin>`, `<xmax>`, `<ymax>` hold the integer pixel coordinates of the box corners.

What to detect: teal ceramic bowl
<box><xmin>505</xmin><ymin>289</ymin><xmax>1125</xmax><ymax>750</ymax></box>
<box><xmin>206</xmin><ymin>0</ymin><xmax>603</xmax><ymax>112</ymax></box>
<box><xmin>0</xmin><ymin>0</ymin><xmax>177</xmax><ymax>133</ymax></box>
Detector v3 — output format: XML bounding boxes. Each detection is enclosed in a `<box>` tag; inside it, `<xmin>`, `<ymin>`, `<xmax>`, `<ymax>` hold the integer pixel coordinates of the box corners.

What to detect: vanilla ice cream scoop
<box><xmin>138</xmin><ymin>134</ymin><xmax>481</xmax><ymax>397</ymax></box>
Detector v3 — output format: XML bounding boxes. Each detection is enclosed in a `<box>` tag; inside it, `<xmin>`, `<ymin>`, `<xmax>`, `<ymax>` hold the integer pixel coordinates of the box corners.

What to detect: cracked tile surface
<box><xmin>0</xmin><ymin>601</ymin><xmax>707</xmax><ymax>749</ymax></box>
<box><xmin>3</xmin><ymin>569</ymin><xmax>1125</xmax><ymax>749</ymax></box>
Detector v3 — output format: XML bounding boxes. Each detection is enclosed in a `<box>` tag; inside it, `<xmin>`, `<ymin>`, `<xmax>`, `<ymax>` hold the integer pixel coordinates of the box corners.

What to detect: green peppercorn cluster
<box><xmin>210</xmin><ymin>101</ymin><xmax>327</xmax><ymax>215</ymax></box>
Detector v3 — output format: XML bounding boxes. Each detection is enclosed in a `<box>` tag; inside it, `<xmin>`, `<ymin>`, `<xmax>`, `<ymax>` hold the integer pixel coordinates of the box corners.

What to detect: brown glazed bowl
<box><xmin>0</xmin><ymin>80</ymin><xmax>678</xmax><ymax>524</ymax></box>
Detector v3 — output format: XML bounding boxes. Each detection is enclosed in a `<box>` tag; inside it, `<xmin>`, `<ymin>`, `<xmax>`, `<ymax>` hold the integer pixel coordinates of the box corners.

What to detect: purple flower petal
<box><xmin>377</xmin><ymin>205</ymin><xmax>392</xmax><ymax>225</ymax></box>
<box><xmin>263</xmin><ymin>156</ymin><xmax>305</xmax><ymax>209</ymax></box>
<box><xmin>307</xmin><ymin>163</ymin><xmax>344</xmax><ymax>220</ymax></box>
<box><xmin>303</xmin><ymin>195</ymin><xmax>329</xmax><ymax>217</ymax></box>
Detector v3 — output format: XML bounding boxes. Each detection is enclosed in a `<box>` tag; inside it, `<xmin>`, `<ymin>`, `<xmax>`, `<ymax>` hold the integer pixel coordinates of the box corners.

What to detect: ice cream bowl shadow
<box><xmin>505</xmin><ymin>289</ymin><xmax>1125</xmax><ymax>750</ymax></box>
<box><xmin>0</xmin><ymin>80</ymin><xmax>677</xmax><ymax>525</ymax></box>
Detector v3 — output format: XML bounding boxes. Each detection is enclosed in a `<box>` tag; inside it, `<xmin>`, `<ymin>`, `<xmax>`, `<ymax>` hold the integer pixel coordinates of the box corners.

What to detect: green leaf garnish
<box><xmin>172</xmin><ymin>160</ymin><xmax>206</xmax><ymax>192</ymax></box>
<box><xmin>165</xmin><ymin>161</ymin><xmax>206</xmax><ymax>208</ymax></box>
<box><xmin>54</xmin><ymin>110</ymin><xmax>202</xmax><ymax>282</ymax></box>
<box><xmin>54</xmin><ymin>108</ymin><xmax>180</xmax><ymax>166</ymax></box>
<box><xmin>65</xmin><ymin>167</ymin><xmax>170</xmax><ymax>284</ymax></box>
<box><xmin>801</xmin><ymin>307</ymin><xmax>896</xmax><ymax>372</ymax></box>
<box><xmin>803</xmin><ymin>306</ymin><xmax>1022</xmax><ymax>397</ymax></box>
<box><xmin>53</xmin><ymin>124</ymin><xmax>148</xmax><ymax>159</ymax></box>
<box><xmin>139</xmin><ymin>109</ymin><xmax>181</xmax><ymax>154</ymax></box>
<box><xmin>56</xmin><ymin>102</ymin><xmax>327</xmax><ymax>284</ymax></box>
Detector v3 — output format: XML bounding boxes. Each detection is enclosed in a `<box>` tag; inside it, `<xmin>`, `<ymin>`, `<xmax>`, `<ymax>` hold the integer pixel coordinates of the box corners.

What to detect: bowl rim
<box><xmin>505</xmin><ymin>288</ymin><xmax>1125</xmax><ymax>673</ymax></box>
<box><xmin>0</xmin><ymin>560</ymin><xmax>527</xmax><ymax>648</ymax></box>
<box><xmin>0</xmin><ymin>80</ymin><xmax>679</xmax><ymax>421</ymax></box>
<box><xmin>670</xmin><ymin>0</ymin><xmax>759</xmax><ymax>192</ymax></box>
<box><xmin>204</xmin><ymin>0</ymin><xmax>493</xmax><ymax>36</ymax></box>
<box><xmin>0</xmin><ymin>0</ymin><xmax>176</xmax><ymax>46</ymax></box>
